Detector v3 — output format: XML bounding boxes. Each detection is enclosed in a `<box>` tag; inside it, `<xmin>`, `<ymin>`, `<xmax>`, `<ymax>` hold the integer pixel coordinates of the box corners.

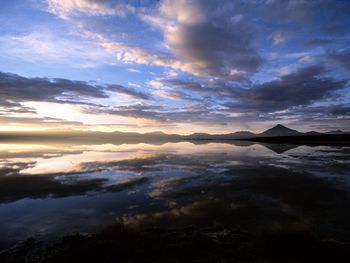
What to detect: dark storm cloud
<box><xmin>284</xmin><ymin>104</ymin><xmax>350</xmax><ymax>130</ymax></box>
<box><xmin>0</xmin><ymin>72</ymin><xmax>150</xmax><ymax>106</ymax></box>
<box><xmin>291</xmin><ymin>104</ymin><xmax>350</xmax><ymax>117</ymax></box>
<box><xmin>168</xmin><ymin>22</ymin><xmax>262</xmax><ymax>78</ymax></box>
<box><xmin>158</xmin><ymin>0</ymin><xmax>263</xmax><ymax>79</ymax></box>
<box><xmin>326</xmin><ymin>105</ymin><xmax>350</xmax><ymax>115</ymax></box>
<box><xmin>328</xmin><ymin>49</ymin><xmax>350</xmax><ymax>71</ymax></box>
<box><xmin>226</xmin><ymin>66</ymin><xmax>348</xmax><ymax>112</ymax></box>
<box><xmin>156</xmin><ymin>66</ymin><xmax>348</xmax><ymax>113</ymax></box>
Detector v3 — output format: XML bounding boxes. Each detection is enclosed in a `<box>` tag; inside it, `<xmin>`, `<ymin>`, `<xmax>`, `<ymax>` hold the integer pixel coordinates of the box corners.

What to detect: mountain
<box><xmin>146</xmin><ymin>131</ymin><xmax>166</xmax><ymax>135</ymax></box>
<box><xmin>258</xmin><ymin>124</ymin><xmax>301</xmax><ymax>137</ymax></box>
<box><xmin>1</xmin><ymin>124</ymin><xmax>347</xmax><ymax>144</ymax></box>
<box><xmin>229</xmin><ymin>131</ymin><xmax>256</xmax><ymax>139</ymax></box>
<box><xmin>305</xmin><ymin>131</ymin><xmax>320</xmax><ymax>135</ymax></box>
<box><xmin>186</xmin><ymin>125</ymin><xmax>304</xmax><ymax>140</ymax></box>
<box><xmin>187</xmin><ymin>132</ymin><xmax>211</xmax><ymax>138</ymax></box>
<box><xmin>187</xmin><ymin>131</ymin><xmax>255</xmax><ymax>140</ymax></box>
<box><xmin>326</xmin><ymin>130</ymin><xmax>344</xmax><ymax>134</ymax></box>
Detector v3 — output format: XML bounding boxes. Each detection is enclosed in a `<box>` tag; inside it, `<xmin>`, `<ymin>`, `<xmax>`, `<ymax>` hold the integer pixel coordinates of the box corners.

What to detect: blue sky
<box><xmin>0</xmin><ymin>0</ymin><xmax>349</xmax><ymax>133</ymax></box>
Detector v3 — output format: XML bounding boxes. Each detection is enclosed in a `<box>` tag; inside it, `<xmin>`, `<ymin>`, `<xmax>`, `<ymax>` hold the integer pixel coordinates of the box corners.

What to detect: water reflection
<box><xmin>0</xmin><ymin>141</ymin><xmax>349</xmax><ymax>250</ymax></box>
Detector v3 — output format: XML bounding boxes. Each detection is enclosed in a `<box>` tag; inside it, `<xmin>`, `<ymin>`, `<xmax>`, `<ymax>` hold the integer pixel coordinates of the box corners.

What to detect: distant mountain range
<box><xmin>0</xmin><ymin>124</ymin><xmax>348</xmax><ymax>146</ymax></box>
<box><xmin>185</xmin><ymin>124</ymin><xmax>346</xmax><ymax>140</ymax></box>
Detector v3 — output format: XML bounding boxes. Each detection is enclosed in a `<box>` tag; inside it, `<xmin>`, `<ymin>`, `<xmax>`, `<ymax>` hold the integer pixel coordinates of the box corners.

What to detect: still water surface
<box><xmin>0</xmin><ymin>141</ymin><xmax>349</xmax><ymax>249</ymax></box>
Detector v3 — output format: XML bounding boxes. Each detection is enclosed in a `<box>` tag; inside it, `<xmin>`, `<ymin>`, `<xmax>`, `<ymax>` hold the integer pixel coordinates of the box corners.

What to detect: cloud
<box><xmin>150</xmin><ymin>0</ymin><xmax>263</xmax><ymax>79</ymax></box>
<box><xmin>84</xmin><ymin>101</ymin><xmax>242</xmax><ymax>127</ymax></box>
<box><xmin>127</xmin><ymin>68</ymin><xmax>140</xmax><ymax>73</ymax></box>
<box><xmin>43</xmin><ymin>0</ymin><xmax>349</xmax><ymax>82</ymax></box>
<box><xmin>151</xmin><ymin>78</ymin><xmax>236</xmax><ymax>100</ymax></box>
<box><xmin>153</xmin><ymin>88</ymin><xmax>196</xmax><ymax>102</ymax></box>
<box><xmin>328</xmin><ymin>49</ymin><xmax>350</xmax><ymax>71</ymax></box>
<box><xmin>159</xmin><ymin>0</ymin><xmax>205</xmax><ymax>25</ymax></box>
<box><xmin>271</xmin><ymin>31</ymin><xmax>287</xmax><ymax>45</ymax></box>
<box><xmin>106</xmin><ymin>177</ymin><xmax>150</xmax><ymax>192</ymax></box>
<box><xmin>139</xmin><ymin>66</ymin><xmax>349</xmax><ymax>129</ymax></box>
<box><xmin>298</xmin><ymin>55</ymin><xmax>314</xmax><ymax>64</ymax></box>
<box><xmin>284</xmin><ymin>104</ymin><xmax>350</xmax><ymax>129</ymax></box>
<box><xmin>80</xmin><ymin>29</ymin><xmax>184</xmax><ymax>73</ymax></box>
<box><xmin>47</xmin><ymin>0</ymin><xmax>135</xmax><ymax>18</ymax></box>
<box><xmin>228</xmin><ymin>66</ymin><xmax>348</xmax><ymax>112</ymax></box>
<box><xmin>0</xmin><ymin>71</ymin><xmax>150</xmax><ymax>106</ymax></box>
<box><xmin>0</xmin><ymin>116</ymin><xmax>83</xmax><ymax>126</ymax></box>
<box><xmin>0</xmin><ymin>32</ymin><xmax>113</xmax><ymax>68</ymax></box>
<box><xmin>304</xmin><ymin>38</ymin><xmax>334</xmax><ymax>47</ymax></box>
<box><xmin>44</xmin><ymin>0</ymin><xmax>348</xmax><ymax>85</ymax></box>
<box><xmin>86</xmin><ymin>104</ymin><xmax>169</xmax><ymax>123</ymax></box>
<box><xmin>64</xmin><ymin>1</ymin><xmax>262</xmax><ymax>80</ymax></box>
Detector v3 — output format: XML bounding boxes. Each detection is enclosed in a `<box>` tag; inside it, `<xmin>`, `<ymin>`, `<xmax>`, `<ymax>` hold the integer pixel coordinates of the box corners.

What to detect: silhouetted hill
<box><xmin>228</xmin><ymin>131</ymin><xmax>256</xmax><ymax>138</ymax></box>
<box><xmin>187</xmin><ymin>131</ymin><xmax>255</xmax><ymax>140</ymax></box>
<box><xmin>258</xmin><ymin>124</ymin><xmax>301</xmax><ymax>137</ymax></box>
<box><xmin>326</xmin><ymin>130</ymin><xmax>344</xmax><ymax>134</ymax></box>
<box><xmin>305</xmin><ymin>131</ymin><xmax>320</xmax><ymax>135</ymax></box>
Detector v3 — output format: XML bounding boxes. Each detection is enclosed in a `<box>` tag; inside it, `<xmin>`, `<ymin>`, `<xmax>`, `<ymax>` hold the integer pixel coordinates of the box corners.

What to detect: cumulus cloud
<box><xmin>149</xmin><ymin>0</ymin><xmax>263</xmax><ymax>79</ymax></box>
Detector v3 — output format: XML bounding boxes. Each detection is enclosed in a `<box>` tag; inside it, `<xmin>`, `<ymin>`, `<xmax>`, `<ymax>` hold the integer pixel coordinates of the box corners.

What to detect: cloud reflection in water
<box><xmin>0</xmin><ymin>141</ymin><xmax>349</xmax><ymax>249</ymax></box>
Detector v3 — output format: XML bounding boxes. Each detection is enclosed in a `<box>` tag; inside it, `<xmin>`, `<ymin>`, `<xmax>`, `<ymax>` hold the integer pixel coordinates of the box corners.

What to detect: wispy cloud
<box><xmin>47</xmin><ymin>0</ymin><xmax>135</xmax><ymax>18</ymax></box>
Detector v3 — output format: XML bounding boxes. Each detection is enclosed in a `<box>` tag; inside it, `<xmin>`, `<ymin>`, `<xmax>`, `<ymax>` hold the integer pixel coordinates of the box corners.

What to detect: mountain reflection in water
<box><xmin>0</xmin><ymin>141</ymin><xmax>349</xmax><ymax>261</ymax></box>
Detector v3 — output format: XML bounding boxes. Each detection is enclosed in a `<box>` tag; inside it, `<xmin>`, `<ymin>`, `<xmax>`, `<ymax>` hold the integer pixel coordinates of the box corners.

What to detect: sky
<box><xmin>0</xmin><ymin>0</ymin><xmax>349</xmax><ymax>134</ymax></box>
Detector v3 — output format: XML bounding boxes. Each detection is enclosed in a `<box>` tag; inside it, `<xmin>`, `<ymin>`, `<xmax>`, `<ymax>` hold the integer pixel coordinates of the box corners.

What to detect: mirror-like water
<box><xmin>0</xmin><ymin>141</ymin><xmax>349</xmax><ymax>250</ymax></box>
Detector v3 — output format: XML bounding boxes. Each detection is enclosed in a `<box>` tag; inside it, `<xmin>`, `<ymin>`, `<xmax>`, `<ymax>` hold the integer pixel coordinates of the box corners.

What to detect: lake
<box><xmin>1</xmin><ymin>141</ymin><xmax>350</xmax><ymax>254</ymax></box>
